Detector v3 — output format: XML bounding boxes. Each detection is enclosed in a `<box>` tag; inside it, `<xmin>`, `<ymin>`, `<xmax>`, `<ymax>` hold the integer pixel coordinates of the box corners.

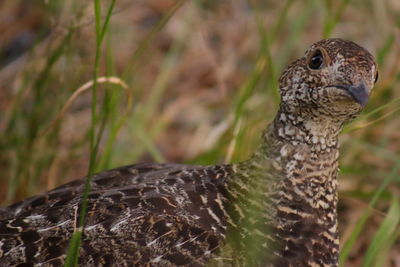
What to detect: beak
<box><xmin>335</xmin><ymin>81</ymin><xmax>369</xmax><ymax>107</ymax></box>
<box><xmin>346</xmin><ymin>82</ymin><xmax>369</xmax><ymax>107</ymax></box>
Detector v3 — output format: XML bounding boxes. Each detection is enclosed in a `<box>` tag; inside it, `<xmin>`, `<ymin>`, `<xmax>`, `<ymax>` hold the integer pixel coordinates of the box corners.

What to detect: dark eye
<box><xmin>308</xmin><ymin>49</ymin><xmax>324</xmax><ymax>70</ymax></box>
<box><xmin>374</xmin><ymin>71</ymin><xmax>379</xmax><ymax>83</ymax></box>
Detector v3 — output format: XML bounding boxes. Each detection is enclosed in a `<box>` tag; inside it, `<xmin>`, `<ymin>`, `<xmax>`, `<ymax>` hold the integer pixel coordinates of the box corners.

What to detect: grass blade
<box><xmin>64</xmin><ymin>1</ymin><xmax>115</xmax><ymax>266</ymax></box>
<box><xmin>363</xmin><ymin>195</ymin><xmax>400</xmax><ymax>267</ymax></box>
<box><xmin>339</xmin><ymin>158</ymin><xmax>400</xmax><ymax>266</ymax></box>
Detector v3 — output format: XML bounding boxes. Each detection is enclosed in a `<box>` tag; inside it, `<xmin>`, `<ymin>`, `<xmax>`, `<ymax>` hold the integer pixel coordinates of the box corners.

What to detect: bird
<box><xmin>0</xmin><ymin>38</ymin><xmax>378</xmax><ymax>267</ymax></box>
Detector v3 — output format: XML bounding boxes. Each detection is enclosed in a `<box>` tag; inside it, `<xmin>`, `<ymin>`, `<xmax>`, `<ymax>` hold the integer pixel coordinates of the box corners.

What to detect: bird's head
<box><xmin>278</xmin><ymin>38</ymin><xmax>378</xmax><ymax>124</ymax></box>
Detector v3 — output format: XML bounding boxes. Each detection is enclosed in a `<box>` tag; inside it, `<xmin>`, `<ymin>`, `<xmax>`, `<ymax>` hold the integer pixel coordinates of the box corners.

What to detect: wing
<box><xmin>0</xmin><ymin>162</ymin><xmax>234</xmax><ymax>266</ymax></box>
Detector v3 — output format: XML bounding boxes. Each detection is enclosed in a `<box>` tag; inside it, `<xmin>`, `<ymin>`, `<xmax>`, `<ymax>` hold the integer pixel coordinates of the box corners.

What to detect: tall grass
<box><xmin>64</xmin><ymin>1</ymin><xmax>116</xmax><ymax>265</ymax></box>
<box><xmin>0</xmin><ymin>0</ymin><xmax>399</xmax><ymax>266</ymax></box>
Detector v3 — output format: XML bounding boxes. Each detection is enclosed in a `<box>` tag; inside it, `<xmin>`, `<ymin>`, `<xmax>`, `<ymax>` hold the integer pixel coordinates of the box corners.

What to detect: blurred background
<box><xmin>0</xmin><ymin>0</ymin><xmax>399</xmax><ymax>266</ymax></box>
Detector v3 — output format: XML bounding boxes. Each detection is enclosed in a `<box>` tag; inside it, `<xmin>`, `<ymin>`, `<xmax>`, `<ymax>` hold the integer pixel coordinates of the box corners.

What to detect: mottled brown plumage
<box><xmin>0</xmin><ymin>38</ymin><xmax>377</xmax><ymax>266</ymax></box>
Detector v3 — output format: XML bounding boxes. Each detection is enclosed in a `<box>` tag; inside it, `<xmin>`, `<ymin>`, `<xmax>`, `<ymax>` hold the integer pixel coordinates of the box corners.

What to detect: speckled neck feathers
<box><xmin>230</xmin><ymin>107</ymin><xmax>342</xmax><ymax>266</ymax></box>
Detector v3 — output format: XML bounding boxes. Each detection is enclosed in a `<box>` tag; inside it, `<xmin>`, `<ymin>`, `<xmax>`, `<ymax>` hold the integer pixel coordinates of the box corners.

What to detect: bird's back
<box><xmin>0</xmin><ymin>162</ymin><xmax>236</xmax><ymax>266</ymax></box>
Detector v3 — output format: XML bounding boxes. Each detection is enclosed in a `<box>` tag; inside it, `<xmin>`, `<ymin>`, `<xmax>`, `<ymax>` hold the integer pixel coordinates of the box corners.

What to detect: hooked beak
<box><xmin>335</xmin><ymin>82</ymin><xmax>369</xmax><ymax>107</ymax></box>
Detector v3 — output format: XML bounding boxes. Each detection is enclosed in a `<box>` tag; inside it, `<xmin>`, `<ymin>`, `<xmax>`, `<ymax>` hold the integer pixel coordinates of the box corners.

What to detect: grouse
<box><xmin>0</xmin><ymin>38</ymin><xmax>378</xmax><ymax>266</ymax></box>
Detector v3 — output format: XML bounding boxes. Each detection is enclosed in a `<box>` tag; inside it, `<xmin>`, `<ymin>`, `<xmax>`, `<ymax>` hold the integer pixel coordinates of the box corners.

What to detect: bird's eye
<box><xmin>374</xmin><ymin>71</ymin><xmax>379</xmax><ymax>84</ymax></box>
<box><xmin>308</xmin><ymin>49</ymin><xmax>324</xmax><ymax>70</ymax></box>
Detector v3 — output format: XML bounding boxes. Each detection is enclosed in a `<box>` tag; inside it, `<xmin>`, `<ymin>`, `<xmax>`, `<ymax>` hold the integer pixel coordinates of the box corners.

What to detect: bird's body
<box><xmin>0</xmin><ymin>38</ymin><xmax>377</xmax><ymax>266</ymax></box>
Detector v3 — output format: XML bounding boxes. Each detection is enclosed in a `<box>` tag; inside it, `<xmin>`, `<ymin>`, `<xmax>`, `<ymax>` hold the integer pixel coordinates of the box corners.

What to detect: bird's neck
<box><xmin>253</xmin><ymin>106</ymin><xmax>343</xmax><ymax>183</ymax></box>
<box><xmin>236</xmin><ymin>107</ymin><xmax>342</xmax><ymax>265</ymax></box>
<box><xmin>268</xmin><ymin>105</ymin><xmax>343</xmax><ymax>153</ymax></box>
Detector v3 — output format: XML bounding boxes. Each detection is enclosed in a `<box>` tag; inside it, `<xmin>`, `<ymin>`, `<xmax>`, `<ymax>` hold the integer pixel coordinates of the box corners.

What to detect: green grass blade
<box><xmin>64</xmin><ymin>231</ymin><xmax>82</xmax><ymax>267</ymax></box>
<box><xmin>376</xmin><ymin>34</ymin><xmax>395</xmax><ymax>66</ymax></box>
<box><xmin>363</xmin><ymin>195</ymin><xmax>400</xmax><ymax>267</ymax></box>
<box><xmin>339</xmin><ymin>158</ymin><xmax>400</xmax><ymax>266</ymax></box>
<box><xmin>64</xmin><ymin>1</ymin><xmax>115</xmax><ymax>266</ymax></box>
<box><xmin>323</xmin><ymin>0</ymin><xmax>351</xmax><ymax>38</ymax></box>
<box><xmin>122</xmin><ymin>0</ymin><xmax>185</xmax><ymax>79</ymax></box>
